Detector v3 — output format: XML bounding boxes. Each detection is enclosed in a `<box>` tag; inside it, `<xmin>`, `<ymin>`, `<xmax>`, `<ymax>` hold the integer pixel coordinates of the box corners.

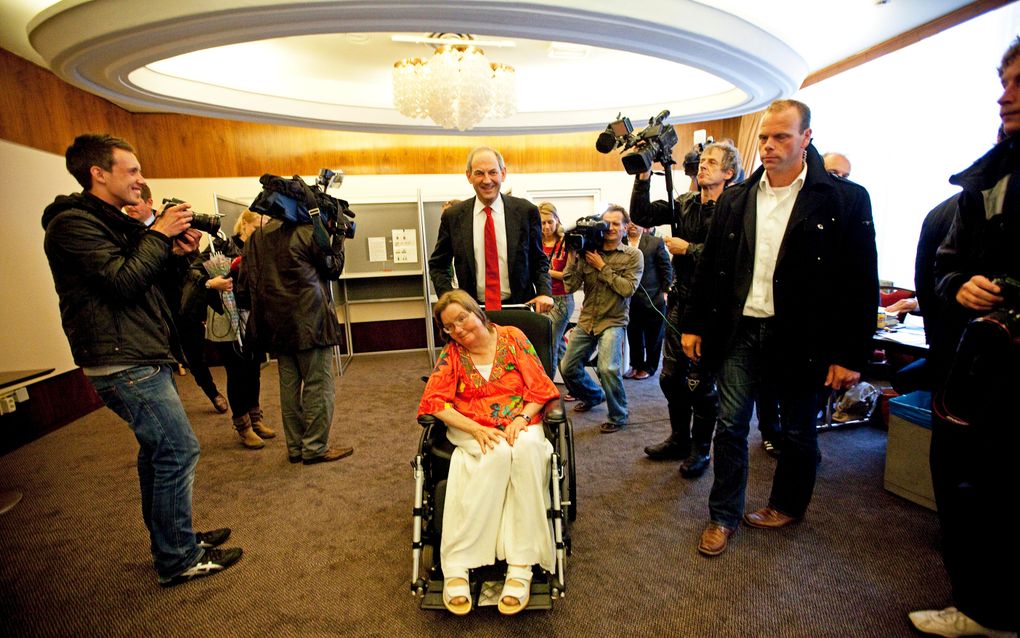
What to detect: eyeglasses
<box><xmin>442</xmin><ymin>311</ymin><xmax>474</xmax><ymax>333</ymax></box>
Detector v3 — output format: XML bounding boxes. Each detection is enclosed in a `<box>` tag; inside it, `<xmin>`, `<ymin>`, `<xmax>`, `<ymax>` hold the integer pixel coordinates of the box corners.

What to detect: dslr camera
<box><xmin>161</xmin><ymin>198</ymin><xmax>223</xmax><ymax>235</ymax></box>
<box><xmin>595</xmin><ymin>110</ymin><xmax>680</xmax><ymax>175</ymax></box>
<box><xmin>564</xmin><ymin>215</ymin><xmax>608</xmax><ymax>253</ymax></box>
<box><xmin>933</xmin><ymin>275</ymin><xmax>1020</xmax><ymax>426</ymax></box>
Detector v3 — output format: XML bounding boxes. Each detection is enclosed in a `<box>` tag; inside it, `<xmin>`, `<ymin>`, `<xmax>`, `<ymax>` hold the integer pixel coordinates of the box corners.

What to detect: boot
<box><xmin>247</xmin><ymin>405</ymin><xmax>276</xmax><ymax>439</ymax></box>
<box><xmin>232</xmin><ymin>415</ymin><xmax>265</xmax><ymax>449</ymax></box>
<box><xmin>679</xmin><ymin>445</ymin><xmax>711</xmax><ymax>479</ymax></box>
<box><xmin>645</xmin><ymin>400</ymin><xmax>691</xmax><ymax>460</ymax></box>
<box><xmin>644</xmin><ymin>437</ymin><xmax>687</xmax><ymax>460</ymax></box>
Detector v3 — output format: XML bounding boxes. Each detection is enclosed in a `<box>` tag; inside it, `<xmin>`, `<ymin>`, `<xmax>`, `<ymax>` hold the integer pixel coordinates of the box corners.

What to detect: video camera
<box><xmin>682</xmin><ymin>138</ymin><xmax>715</xmax><ymax>179</ymax></box>
<box><xmin>595</xmin><ymin>110</ymin><xmax>679</xmax><ymax>175</ymax></box>
<box><xmin>161</xmin><ymin>198</ymin><xmax>223</xmax><ymax>235</ymax></box>
<box><xmin>564</xmin><ymin>215</ymin><xmax>608</xmax><ymax>253</ymax></box>
<box><xmin>249</xmin><ymin>171</ymin><xmax>356</xmax><ymax>239</ymax></box>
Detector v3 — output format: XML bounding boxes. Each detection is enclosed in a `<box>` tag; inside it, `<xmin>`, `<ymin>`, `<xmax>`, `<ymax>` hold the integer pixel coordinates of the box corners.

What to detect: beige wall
<box><xmin>0</xmin><ymin>139</ymin><xmax>79</xmax><ymax>375</ymax></box>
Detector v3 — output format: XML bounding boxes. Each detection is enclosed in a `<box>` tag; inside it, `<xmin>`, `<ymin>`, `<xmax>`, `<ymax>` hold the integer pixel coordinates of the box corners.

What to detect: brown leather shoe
<box><xmin>303</xmin><ymin>446</ymin><xmax>355</xmax><ymax>465</ymax></box>
<box><xmin>743</xmin><ymin>507</ymin><xmax>800</xmax><ymax>529</ymax></box>
<box><xmin>698</xmin><ymin>523</ymin><xmax>735</xmax><ymax>556</ymax></box>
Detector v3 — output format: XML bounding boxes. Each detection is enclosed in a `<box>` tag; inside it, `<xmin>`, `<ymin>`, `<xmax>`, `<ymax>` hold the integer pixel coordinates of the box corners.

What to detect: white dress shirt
<box><xmin>472</xmin><ymin>196</ymin><xmax>510</xmax><ymax>301</ymax></box>
<box><xmin>743</xmin><ymin>162</ymin><xmax>808</xmax><ymax>318</ymax></box>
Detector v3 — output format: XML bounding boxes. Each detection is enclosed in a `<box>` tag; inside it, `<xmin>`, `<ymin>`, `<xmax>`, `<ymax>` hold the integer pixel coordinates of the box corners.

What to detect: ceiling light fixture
<box><xmin>392</xmin><ymin>34</ymin><xmax>517</xmax><ymax>131</ymax></box>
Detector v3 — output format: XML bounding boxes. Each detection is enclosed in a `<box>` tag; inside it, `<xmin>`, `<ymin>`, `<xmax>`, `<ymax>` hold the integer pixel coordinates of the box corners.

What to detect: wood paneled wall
<box><xmin>1</xmin><ymin>48</ymin><xmax>741</xmax><ymax>178</ymax></box>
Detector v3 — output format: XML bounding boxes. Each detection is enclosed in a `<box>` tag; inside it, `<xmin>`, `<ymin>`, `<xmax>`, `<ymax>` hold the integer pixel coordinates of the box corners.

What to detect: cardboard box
<box><xmin>883</xmin><ymin>392</ymin><xmax>936</xmax><ymax>511</ymax></box>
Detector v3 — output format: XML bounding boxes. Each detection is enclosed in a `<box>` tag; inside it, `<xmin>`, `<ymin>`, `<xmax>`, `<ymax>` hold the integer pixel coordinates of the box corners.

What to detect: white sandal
<box><xmin>442</xmin><ymin>573</ymin><xmax>472</xmax><ymax>615</ymax></box>
<box><xmin>497</xmin><ymin>565</ymin><xmax>533</xmax><ymax>615</ymax></box>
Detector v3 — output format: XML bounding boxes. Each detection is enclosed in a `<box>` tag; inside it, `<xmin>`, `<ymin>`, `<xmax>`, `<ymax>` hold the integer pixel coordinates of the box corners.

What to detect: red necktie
<box><xmin>483</xmin><ymin>206</ymin><xmax>502</xmax><ymax>310</ymax></box>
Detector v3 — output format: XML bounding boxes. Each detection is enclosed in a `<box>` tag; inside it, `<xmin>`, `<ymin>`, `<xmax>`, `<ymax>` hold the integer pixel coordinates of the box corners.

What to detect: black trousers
<box><xmin>930</xmin><ymin>403</ymin><xmax>1017</xmax><ymax>631</ymax></box>
<box><xmin>178</xmin><ymin>317</ymin><xmax>218</xmax><ymax>399</ymax></box>
<box><xmin>658</xmin><ymin>296</ymin><xmax>718</xmax><ymax>454</ymax></box>
<box><xmin>627</xmin><ymin>297</ymin><xmax>666</xmax><ymax>374</ymax></box>
<box><xmin>212</xmin><ymin>341</ymin><xmax>263</xmax><ymax>419</ymax></box>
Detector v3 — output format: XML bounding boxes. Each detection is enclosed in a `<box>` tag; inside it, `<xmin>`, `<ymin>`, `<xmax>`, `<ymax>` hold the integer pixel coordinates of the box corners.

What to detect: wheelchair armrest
<box><xmin>417</xmin><ymin>414</ymin><xmax>437</xmax><ymax>429</ymax></box>
<box><xmin>542</xmin><ymin>398</ymin><xmax>566</xmax><ymax>436</ymax></box>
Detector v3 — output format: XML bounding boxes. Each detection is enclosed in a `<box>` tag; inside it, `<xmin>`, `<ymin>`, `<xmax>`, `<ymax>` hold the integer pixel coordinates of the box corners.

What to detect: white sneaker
<box><xmin>908</xmin><ymin>607</ymin><xmax>1016</xmax><ymax>638</ymax></box>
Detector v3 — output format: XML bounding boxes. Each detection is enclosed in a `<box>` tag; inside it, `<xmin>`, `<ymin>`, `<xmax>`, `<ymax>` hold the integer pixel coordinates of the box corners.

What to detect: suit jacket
<box><xmin>429</xmin><ymin>194</ymin><xmax>551</xmax><ymax>304</ymax></box>
<box><xmin>628</xmin><ymin>232</ymin><xmax>672</xmax><ymax>310</ymax></box>
<box><xmin>681</xmin><ymin>144</ymin><xmax>878</xmax><ymax>379</ymax></box>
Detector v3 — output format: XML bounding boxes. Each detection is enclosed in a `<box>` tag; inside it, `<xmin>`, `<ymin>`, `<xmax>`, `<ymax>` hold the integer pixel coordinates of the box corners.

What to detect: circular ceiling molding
<box><xmin>28</xmin><ymin>0</ymin><xmax>807</xmax><ymax>135</ymax></box>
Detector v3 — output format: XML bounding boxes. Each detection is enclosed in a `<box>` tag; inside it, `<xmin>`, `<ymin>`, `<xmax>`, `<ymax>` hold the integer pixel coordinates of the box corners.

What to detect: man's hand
<box><xmin>956</xmin><ymin>275</ymin><xmax>1002</xmax><ymax>311</ymax></box>
<box><xmin>825</xmin><ymin>364</ymin><xmax>860</xmax><ymax>391</ymax></box>
<box><xmin>664</xmin><ymin>236</ymin><xmax>690</xmax><ymax>256</ymax></box>
<box><xmin>528</xmin><ymin>295</ymin><xmax>554</xmax><ymax>313</ymax></box>
<box><xmin>171</xmin><ymin>228</ymin><xmax>201</xmax><ymax>255</ymax></box>
<box><xmin>885</xmin><ymin>297</ymin><xmax>918</xmax><ymax>314</ymax></box>
<box><xmin>681</xmin><ymin>333</ymin><xmax>702</xmax><ymax>361</ymax></box>
<box><xmin>151</xmin><ymin>202</ymin><xmax>193</xmax><ymax>240</ymax></box>
<box><xmin>584</xmin><ymin>251</ymin><xmax>606</xmax><ymax>271</ymax></box>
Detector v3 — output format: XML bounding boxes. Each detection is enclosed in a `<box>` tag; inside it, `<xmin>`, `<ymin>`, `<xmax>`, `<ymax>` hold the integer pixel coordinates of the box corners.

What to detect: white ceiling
<box><xmin>0</xmin><ymin>0</ymin><xmax>981</xmax><ymax>135</ymax></box>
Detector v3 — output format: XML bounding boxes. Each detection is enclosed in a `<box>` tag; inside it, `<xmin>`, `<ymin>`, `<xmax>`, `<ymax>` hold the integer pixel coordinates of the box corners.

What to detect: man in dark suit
<box><xmin>429</xmin><ymin>147</ymin><xmax>552</xmax><ymax>312</ymax></box>
<box><xmin>623</xmin><ymin>222</ymin><xmax>672</xmax><ymax>380</ymax></box>
<box><xmin>681</xmin><ymin>100</ymin><xmax>878</xmax><ymax>557</ymax></box>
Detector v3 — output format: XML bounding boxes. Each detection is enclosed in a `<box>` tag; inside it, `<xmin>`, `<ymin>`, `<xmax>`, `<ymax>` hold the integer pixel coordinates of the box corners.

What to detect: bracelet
<box><xmin>513</xmin><ymin>414</ymin><xmax>530</xmax><ymax>424</ymax></box>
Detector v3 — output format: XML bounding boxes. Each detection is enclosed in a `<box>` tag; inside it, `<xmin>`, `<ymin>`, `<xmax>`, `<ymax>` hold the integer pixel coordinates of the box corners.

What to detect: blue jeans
<box><xmin>709</xmin><ymin>318</ymin><xmax>822</xmax><ymax>529</ymax></box>
<box><xmin>90</xmin><ymin>365</ymin><xmax>202</xmax><ymax>579</ymax></box>
<box><xmin>559</xmin><ymin>325</ymin><xmax>628</xmax><ymax>426</ymax></box>
<box><xmin>277</xmin><ymin>347</ymin><xmax>336</xmax><ymax>460</ymax></box>
<box><xmin>544</xmin><ymin>293</ymin><xmax>575</xmax><ymax>372</ymax></box>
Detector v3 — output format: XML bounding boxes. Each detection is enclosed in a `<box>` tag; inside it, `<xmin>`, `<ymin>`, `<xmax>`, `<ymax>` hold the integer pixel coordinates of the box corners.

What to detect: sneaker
<box><xmin>158</xmin><ymin>548</ymin><xmax>243</xmax><ymax>587</ymax></box>
<box><xmin>908</xmin><ymin>606</ymin><xmax>1016</xmax><ymax>637</ymax></box>
<box><xmin>196</xmin><ymin>528</ymin><xmax>231</xmax><ymax>549</ymax></box>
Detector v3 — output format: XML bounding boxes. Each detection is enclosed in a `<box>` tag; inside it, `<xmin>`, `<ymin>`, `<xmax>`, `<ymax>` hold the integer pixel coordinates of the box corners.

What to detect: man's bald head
<box><xmin>823</xmin><ymin>153</ymin><xmax>851</xmax><ymax>179</ymax></box>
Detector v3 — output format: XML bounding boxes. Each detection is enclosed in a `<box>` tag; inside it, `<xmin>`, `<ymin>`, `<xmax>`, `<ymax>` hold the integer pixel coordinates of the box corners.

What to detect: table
<box><xmin>873</xmin><ymin>314</ymin><xmax>928</xmax><ymax>357</ymax></box>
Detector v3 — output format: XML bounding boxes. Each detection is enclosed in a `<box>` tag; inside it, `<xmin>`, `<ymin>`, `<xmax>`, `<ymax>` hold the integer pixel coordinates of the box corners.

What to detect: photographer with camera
<box><xmin>42</xmin><ymin>134</ymin><xmax>242</xmax><ymax>587</ymax></box>
<box><xmin>237</xmin><ymin>176</ymin><xmax>353</xmax><ymax>465</ymax></box>
<box><xmin>630</xmin><ymin>141</ymin><xmax>741</xmax><ymax>478</ymax></box>
<box><xmin>559</xmin><ymin>205</ymin><xmax>642</xmax><ymax>434</ymax></box>
<box><xmin>908</xmin><ymin>40</ymin><xmax>1020</xmax><ymax>638</ymax></box>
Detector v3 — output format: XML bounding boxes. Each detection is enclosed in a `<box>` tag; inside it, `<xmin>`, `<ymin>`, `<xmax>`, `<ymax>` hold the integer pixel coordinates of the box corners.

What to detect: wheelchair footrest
<box><xmin>419</xmin><ymin>578</ymin><xmax>554</xmax><ymax>611</ymax></box>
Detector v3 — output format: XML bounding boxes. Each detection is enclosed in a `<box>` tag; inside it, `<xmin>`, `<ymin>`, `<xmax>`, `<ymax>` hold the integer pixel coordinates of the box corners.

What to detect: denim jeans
<box><xmin>89</xmin><ymin>365</ymin><xmax>202</xmax><ymax>579</ymax></box>
<box><xmin>277</xmin><ymin>347</ymin><xmax>336</xmax><ymax>460</ymax></box>
<box><xmin>544</xmin><ymin>293</ymin><xmax>575</xmax><ymax>372</ymax></box>
<box><xmin>709</xmin><ymin>318</ymin><xmax>822</xmax><ymax>529</ymax></box>
<box><xmin>559</xmin><ymin>325</ymin><xmax>628</xmax><ymax>426</ymax></box>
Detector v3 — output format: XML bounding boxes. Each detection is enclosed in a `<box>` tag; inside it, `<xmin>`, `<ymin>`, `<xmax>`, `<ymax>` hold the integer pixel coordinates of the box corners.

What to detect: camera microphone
<box><xmin>595</xmin><ymin>130</ymin><xmax>618</xmax><ymax>154</ymax></box>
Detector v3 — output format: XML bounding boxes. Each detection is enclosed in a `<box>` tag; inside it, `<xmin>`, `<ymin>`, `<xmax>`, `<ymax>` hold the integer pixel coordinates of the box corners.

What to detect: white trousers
<box><xmin>441</xmin><ymin>425</ymin><xmax>555</xmax><ymax>575</ymax></box>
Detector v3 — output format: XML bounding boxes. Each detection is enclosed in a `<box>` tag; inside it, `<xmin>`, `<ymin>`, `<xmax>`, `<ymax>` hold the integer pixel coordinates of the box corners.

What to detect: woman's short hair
<box><xmin>538</xmin><ymin>201</ymin><xmax>564</xmax><ymax>238</ymax></box>
<box><xmin>232</xmin><ymin>209</ymin><xmax>262</xmax><ymax>236</ymax></box>
<box><xmin>433</xmin><ymin>290</ymin><xmax>491</xmax><ymax>340</ymax></box>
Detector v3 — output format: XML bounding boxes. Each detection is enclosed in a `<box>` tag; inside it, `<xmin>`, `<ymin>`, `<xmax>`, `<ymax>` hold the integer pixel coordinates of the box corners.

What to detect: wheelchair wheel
<box><xmin>563</xmin><ymin>419</ymin><xmax>577</xmax><ymax>523</ymax></box>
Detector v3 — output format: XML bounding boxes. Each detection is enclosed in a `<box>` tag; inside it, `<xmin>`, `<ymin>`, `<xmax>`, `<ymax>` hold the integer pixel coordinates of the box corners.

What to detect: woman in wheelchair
<box><xmin>417</xmin><ymin>290</ymin><xmax>560</xmax><ymax>615</ymax></box>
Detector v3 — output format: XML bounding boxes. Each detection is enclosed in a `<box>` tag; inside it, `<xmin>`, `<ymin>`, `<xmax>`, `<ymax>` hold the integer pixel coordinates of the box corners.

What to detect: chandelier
<box><xmin>393</xmin><ymin>35</ymin><xmax>517</xmax><ymax>131</ymax></box>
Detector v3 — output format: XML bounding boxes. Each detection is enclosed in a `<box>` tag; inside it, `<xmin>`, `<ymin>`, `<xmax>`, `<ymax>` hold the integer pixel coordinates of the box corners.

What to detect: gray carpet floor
<box><xmin>0</xmin><ymin>351</ymin><xmax>950</xmax><ymax>637</ymax></box>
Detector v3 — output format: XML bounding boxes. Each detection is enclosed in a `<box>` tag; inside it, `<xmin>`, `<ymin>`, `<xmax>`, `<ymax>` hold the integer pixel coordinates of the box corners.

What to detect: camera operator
<box><xmin>42</xmin><ymin>134</ymin><xmax>242</xmax><ymax>587</ymax></box>
<box><xmin>559</xmin><ymin>205</ymin><xmax>643</xmax><ymax>433</ymax></box>
<box><xmin>908</xmin><ymin>39</ymin><xmax>1020</xmax><ymax>638</ymax></box>
<box><xmin>630</xmin><ymin>141</ymin><xmax>741</xmax><ymax>478</ymax></box>
<box><xmin>237</xmin><ymin>176</ymin><xmax>354</xmax><ymax>465</ymax></box>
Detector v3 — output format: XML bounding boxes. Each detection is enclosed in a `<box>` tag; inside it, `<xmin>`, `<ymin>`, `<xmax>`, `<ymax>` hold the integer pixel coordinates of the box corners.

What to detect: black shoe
<box><xmin>679</xmin><ymin>453</ymin><xmax>711</xmax><ymax>479</ymax></box>
<box><xmin>195</xmin><ymin>528</ymin><xmax>230</xmax><ymax>549</ymax></box>
<box><xmin>158</xmin><ymin>548</ymin><xmax>243</xmax><ymax>587</ymax></box>
<box><xmin>599</xmin><ymin>422</ymin><xmax>626</xmax><ymax>434</ymax></box>
<box><xmin>761</xmin><ymin>438</ymin><xmax>781</xmax><ymax>458</ymax></box>
<box><xmin>288</xmin><ymin>454</ymin><xmax>302</xmax><ymax>464</ymax></box>
<box><xmin>644</xmin><ymin>438</ymin><xmax>687</xmax><ymax>461</ymax></box>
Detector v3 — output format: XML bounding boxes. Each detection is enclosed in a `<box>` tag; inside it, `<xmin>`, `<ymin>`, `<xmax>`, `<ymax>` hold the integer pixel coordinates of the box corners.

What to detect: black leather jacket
<box><xmin>237</xmin><ymin>218</ymin><xmax>345</xmax><ymax>354</ymax></box>
<box><xmin>42</xmin><ymin>192</ymin><xmax>183</xmax><ymax>368</ymax></box>
<box><xmin>630</xmin><ymin>182</ymin><xmax>715</xmax><ymax>301</ymax></box>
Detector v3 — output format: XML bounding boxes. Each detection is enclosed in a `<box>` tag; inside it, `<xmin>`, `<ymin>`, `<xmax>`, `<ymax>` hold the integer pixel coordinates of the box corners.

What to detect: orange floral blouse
<box><xmin>417</xmin><ymin>324</ymin><xmax>560</xmax><ymax>429</ymax></box>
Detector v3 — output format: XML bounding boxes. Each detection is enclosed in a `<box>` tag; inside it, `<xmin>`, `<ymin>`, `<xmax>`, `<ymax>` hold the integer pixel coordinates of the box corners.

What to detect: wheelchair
<box><xmin>411</xmin><ymin>308</ymin><xmax>576</xmax><ymax>611</ymax></box>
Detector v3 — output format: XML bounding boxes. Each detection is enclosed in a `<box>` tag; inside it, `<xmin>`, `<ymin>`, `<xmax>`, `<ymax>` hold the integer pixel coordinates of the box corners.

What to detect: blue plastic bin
<box><xmin>889</xmin><ymin>391</ymin><xmax>932</xmax><ymax>429</ymax></box>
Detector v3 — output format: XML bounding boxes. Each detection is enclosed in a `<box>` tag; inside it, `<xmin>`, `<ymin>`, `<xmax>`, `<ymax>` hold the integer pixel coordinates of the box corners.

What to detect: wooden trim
<box><xmin>802</xmin><ymin>0</ymin><xmax>1014</xmax><ymax>88</ymax></box>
